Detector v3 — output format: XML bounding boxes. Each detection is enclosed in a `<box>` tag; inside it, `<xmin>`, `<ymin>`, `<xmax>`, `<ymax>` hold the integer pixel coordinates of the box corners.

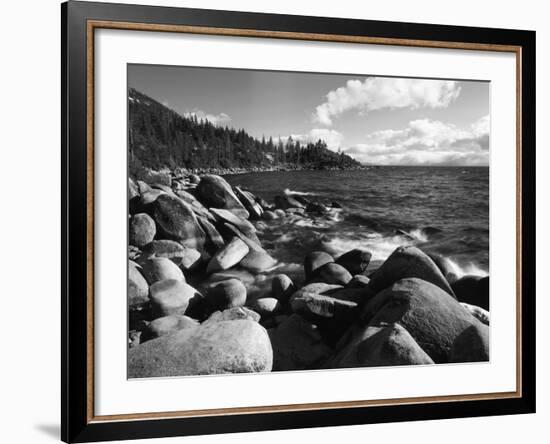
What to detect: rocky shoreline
<box><xmin>128</xmin><ymin>171</ymin><xmax>490</xmax><ymax>378</ymax></box>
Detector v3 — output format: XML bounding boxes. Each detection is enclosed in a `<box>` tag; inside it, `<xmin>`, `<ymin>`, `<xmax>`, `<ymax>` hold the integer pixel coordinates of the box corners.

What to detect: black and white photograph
<box><xmin>127</xmin><ymin>64</ymin><xmax>490</xmax><ymax>378</ymax></box>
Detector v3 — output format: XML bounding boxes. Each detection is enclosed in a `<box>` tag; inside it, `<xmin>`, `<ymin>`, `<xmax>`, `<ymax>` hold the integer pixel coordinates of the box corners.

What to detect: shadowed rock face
<box><xmin>152</xmin><ymin>194</ymin><xmax>206</xmax><ymax>250</ymax></box>
<box><xmin>450</xmin><ymin>323</ymin><xmax>489</xmax><ymax>363</ymax></box>
<box><xmin>268</xmin><ymin>314</ymin><xmax>332</xmax><ymax>371</ymax></box>
<box><xmin>330</xmin><ymin>323</ymin><xmax>434</xmax><ymax>368</ymax></box>
<box><xmin>128</xmin><ymin>261</ymin><xmax>148</xmax><ymax>308</ymax></box>
<box><xmin>304</xmin><ymin>251</ymin><xmax>334</xmax><ymax>280</ymax></box>
<box><xmin>128</xmin><ymin>320</ymin><xmax>273</xmax><ymax>377</ymax></box>
<box><xmin>196</xmin><ymin>175</ymin><xmax>249</xmax><ymax>219</ymax></box>
<box><xmin>368</xmin><ymin>246</ymin><xmax>455</xmax><ymax>297</ymax></box>
<box><xmin>336</xmin><ymin>249</ymin><xmax>372</xmax><ymax>275</ymax></box>
<box><xmin>362</xmin><ymin>278</ymin><xmax>483</xmax><ymax>363</ymax></box>
<box><xmin>452</xmin><ymin>275</ymin><xmax>489</xmax><ymax>310</ymax></box>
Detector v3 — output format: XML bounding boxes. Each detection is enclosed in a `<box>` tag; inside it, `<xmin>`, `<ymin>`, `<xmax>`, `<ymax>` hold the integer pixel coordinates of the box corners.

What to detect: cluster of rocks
<box><xmin>128</xmin><ymin>172</ymin><xmax>490</xmax><ymax>378</ymax></box>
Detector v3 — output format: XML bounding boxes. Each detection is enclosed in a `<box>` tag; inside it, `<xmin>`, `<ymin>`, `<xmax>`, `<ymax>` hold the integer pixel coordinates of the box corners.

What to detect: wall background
<box><xmin>0</xmin><ymin>0</ymin><xmax>545</xmax><ymax>443</ymax></box>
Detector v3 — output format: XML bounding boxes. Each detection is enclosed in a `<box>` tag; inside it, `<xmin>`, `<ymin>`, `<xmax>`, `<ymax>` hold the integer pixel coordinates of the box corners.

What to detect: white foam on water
<box><xmin>446</xmin><ymin>258</ymin><xmax>488</xmax><ymax>278</ymax></box>
<box><xmin>283</xmin><ymin>188</ymin><xmax>317</xmax><ymax>196</ymax></box>
<box><xmin>322</xmin><ymin>232</ymin><xmax>411</xmax><ymax>263</ymax></box>
<box><xmin>408</xmin><ymin>228</ymin><xmax>429</xmax><ymax>242</ymax></box>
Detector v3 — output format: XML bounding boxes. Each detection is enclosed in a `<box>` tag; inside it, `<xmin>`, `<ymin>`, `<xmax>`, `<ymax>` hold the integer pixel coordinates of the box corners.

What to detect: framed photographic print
<box><xmin>61</xmin><ymin>1</ymin><xmax>536</xmax><ymax>442</ymax></box>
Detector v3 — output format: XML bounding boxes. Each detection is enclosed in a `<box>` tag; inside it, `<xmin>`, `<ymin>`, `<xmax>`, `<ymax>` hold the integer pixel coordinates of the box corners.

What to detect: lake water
<box><xmin>225</xmin><ymin>167</ymin><xmax>489</xmax><ymax>280</ymax></box>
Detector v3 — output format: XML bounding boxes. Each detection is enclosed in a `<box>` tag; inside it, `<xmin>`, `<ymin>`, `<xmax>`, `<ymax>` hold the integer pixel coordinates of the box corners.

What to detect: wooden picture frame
<box><xmin>62</xmin><ymin>1</ymin><xmax>536</xmax><ymax>442</ymax></box>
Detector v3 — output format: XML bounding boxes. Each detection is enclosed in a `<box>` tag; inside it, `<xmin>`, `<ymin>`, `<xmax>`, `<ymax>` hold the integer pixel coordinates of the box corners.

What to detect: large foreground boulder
<box><xmin>362</xmin><ymin>278</ymin><xmax>482</xmax><ymax>363</ymax></box>
<box><xmin>331</xmin><ymin>323</ymin><xmax>434</xmax><ymax>368</ymax></box>
<box><xmin>369</xmin><ymin>246</ymin><xmax>455</xmax><ymax>297</ymax></box>
<box><xmin>128</xmin><ymin>320</ymin><xmax>273</xmax><ymax>377</ymax></box>
<box><xmin>152</xmin><ymin>194</ymin><xmax>206</xmax><ymax>250</ymax></box>
<box><xmin>196</xmin><ymin>175</ymin><xmax>249</xmax><ymax>219</ymax></box>
<box><xmin>268</xmin><ymin>314</ymin><xmax>332</xmax><ymax>371</ymax></box>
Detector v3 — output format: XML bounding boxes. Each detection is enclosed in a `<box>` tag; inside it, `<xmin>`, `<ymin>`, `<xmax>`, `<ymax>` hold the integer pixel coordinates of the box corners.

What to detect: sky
<box><xmin>128</xmin><ymin>64</ymin><xmax>490</xmax><ymax>166</ymax></box>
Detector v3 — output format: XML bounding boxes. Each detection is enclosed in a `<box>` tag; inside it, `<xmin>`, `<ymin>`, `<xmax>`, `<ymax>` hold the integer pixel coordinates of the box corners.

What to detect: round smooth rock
<box><xmin>251</xmin><ymin>297</ymin><xmax>281</xmax><ymax>317</ymax></box>
<box><xmin>206</xmin><ymin>278</ymin><xmax>247</xmax><ymax>311</ymax></box>
<box><xmin>140</xmin><ymin>257</ymin><xmax>185</xmax><ymax>285</ymax></box>
<box><xmin>129</xmin><ymin>320</ymin><xmax>272</xmax><ymax>377</ymax></box>
<box><xmin>149</xmin><ymin>279</ymin><xmax>202</xmax><ymax>318</ymax></box>
<box><xmin>129</xmin><ymin>213</ymin><xmax>156</xmax><ymax>248</ymax></box>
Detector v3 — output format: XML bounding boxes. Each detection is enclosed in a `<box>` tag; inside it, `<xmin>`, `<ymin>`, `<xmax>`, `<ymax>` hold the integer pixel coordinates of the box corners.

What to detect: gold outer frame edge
<box><xmin>86</xmin><ymin>19</ymin><xmax>523</xmax><ymax>423</ymax></box>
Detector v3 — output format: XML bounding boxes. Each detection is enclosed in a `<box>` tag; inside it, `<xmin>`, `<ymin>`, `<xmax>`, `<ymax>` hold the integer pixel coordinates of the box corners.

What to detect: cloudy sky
<box><xmin>129</xmin><ymin>64</ymin><xmax>489</xmax><ymax>166</ymax></box>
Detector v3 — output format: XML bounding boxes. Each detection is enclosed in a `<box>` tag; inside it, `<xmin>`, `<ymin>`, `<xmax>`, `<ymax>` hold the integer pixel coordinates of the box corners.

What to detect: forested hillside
<box><xmin>128</xmin><ymin>88</ymin><xmax>361</xmax><ymax>174</ymax></box>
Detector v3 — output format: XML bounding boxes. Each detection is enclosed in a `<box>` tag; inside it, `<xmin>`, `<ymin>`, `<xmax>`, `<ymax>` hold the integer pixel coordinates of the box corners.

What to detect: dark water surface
<box><xmin>225</xmin><ymin>167</ymin><xmax>489</xmax><ymax>279</ymax></box>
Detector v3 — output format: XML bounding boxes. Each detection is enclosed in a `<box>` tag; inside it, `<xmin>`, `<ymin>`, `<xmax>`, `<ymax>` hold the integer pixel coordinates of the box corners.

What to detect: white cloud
<box><xmin>314</xmin><ymin>78</ymin><xmax>461</xmax><ymax>125</ymax></box>
<box><xmin>183</xmin><ymin>109</ymin><xmax>232</xmax><ymax>126</ymax></box>
<box><xmin>276</xmin><ymin>128</ymin><xmax>344</xmax><ymax>151</ymax></box>
<box><xmin>346</xmin><ymin>115</ymin><xmax>489</xmax><ymax>166</ymax></box>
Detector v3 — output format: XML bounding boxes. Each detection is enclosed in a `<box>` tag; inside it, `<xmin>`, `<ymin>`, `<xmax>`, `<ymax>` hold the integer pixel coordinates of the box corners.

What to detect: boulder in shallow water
<box><xmin>452</xmin><ymin>275</ymin><xmax>489</xmax><ymax>310</ymax></box>
<box><xmin>268</xmin><ymin>314</ymin><xmax>332</xmax><ymax>371</ymax></box>
<box><xmin>274</xmin><ymin>209</ymin><xmax>286</xmax><ymax>218</ymax></box>
<box><xmin>271</xmin><ymin>274</ymin><xmax>296</xmax><ymax>303</ymax></box>
<box><xmin>313</xmin><ymin>262</ymin><xmax>353</xmax><ymax>285</ymax></box>
<box><xmin>152</xmin><ymin>194</ymin><xmax>206</xmax><ymax>250</ymax></box>
<box><xmin>140</xmin><ymin>257</ymin><xmax>185</xmax><ymax>284</ymax></box>
<box><xmin>221</xmin><ymin>223</ymin><xmax>264</xmax><ymax>252</ymax></box>
<box><xmin>369</xmin><ymin>246</ymin><xmax>455</xmax><ymax>297</ymax></box>
<box><xmin>129</xmin><ymin>320</ymin><xmax>272</xmax><ymax>377</ymax></box>
<box><xmin>140</xmin><ymin>315</ymin><xmax>199</xmax><ymax>342</ymax></box>
<box><xmin>196</xmin><ymin>175</ymin><xmax>249</xmax><ymax>219</ymax></box>
<box><xmin>330</xmin><ymin>323</ymin><xmax>434</xmax><ymax>368</ymax></box>
<box><xmin>239</xmin><ymin>250</ymin><xmax>277</xmax><ymax>273</ymax></box>
<box><xmin>336</xmin><ymin>249</ymin><xmax>372</xmax><ymax>275</ymax></box>
<box><xmin>129</xmin><ymin>261</ymin><xmax>149</xmax><ymax>308</ymax></box>
<box><xmin>304</xmin><ymin>251</ymin><xmax>334</xmax><ymax>280</ymax></box>
<box><xmin>149</xmin><ymin>279</ymin><xmax>202</xmax><ymax>318</ymax></box>
<box><xmin>362</xmin><ymin>278</ymin><xmax>482</xmax><ymax>363</ymax></box>
<box><xmin>450</xmin><ymin>323</ymin><xmax>490</xmax><ymax>363</ymax></box>
<box><xmin>207</xmin><ymin>237</ymin><xmax>250</xmax><ymax>273</ymax></box>
<box><xmin>290</xmin><ymin>292</ymin><xmax>359</xmax><ymax>323</ymax></box>
<box><xmin>205</xmin><ymin>278</ymin><xmax>247</xmax><ymax>311</ymax></box>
